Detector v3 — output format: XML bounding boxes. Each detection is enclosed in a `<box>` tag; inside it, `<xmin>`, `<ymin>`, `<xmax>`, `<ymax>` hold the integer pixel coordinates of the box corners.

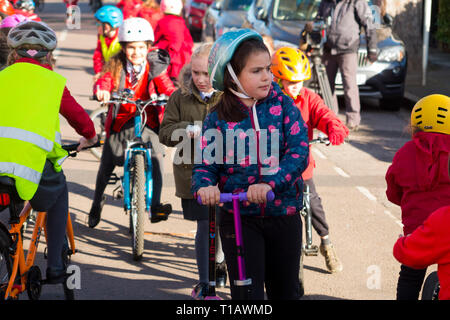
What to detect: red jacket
<box><xmin>116</xmin><ymin>0</ymin><xmax>142</xmax><ymax>19</ymax></box>
<box><xmin>13</xmin><ymin>10</ymin><xmax>41</xmax><ymax>21</ymax></box>
<box><xmin>393</xmin><ymin>205</ymin><xmax>450</xmax><ymax>300</ymax></box>
<box><xmin>92</xmin><ymin>31</ymin><xmax>119</xmax><ymax>75</ymax></box>
<box><xmin>15</xmin><ymin>58</ymin><xmax>96</xmax><ymax>140</ymax></box>
<box><xmin>294</xmin><ymin>87</ymin><xmax>348</xmax><ymax>180</ymax></box>
<box><xmin>94</xmin><ymin>57</ymin><xmax>176</xmax><ymax>134</ymax></box>
<box><xmin>386</xmin><ymin>132</ymin><xmax>450</xmax><ymax>235</ymax></box>
<box><xmin>137</xmin><ymin>6</ymin><xmax>164</xmax><ymax>30</ymax></box>
<box><xmin>154</xmin><ymin>14</ymin><xmax>193</xmax><ymax>80</ymax></box>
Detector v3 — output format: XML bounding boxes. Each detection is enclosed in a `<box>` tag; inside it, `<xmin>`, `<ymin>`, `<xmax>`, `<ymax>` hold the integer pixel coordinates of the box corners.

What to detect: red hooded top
<box><xmin>94</xmin><ymin>57</ymin><xmax>176</xmax><ymax>135</ymax></box>
<box><xmin>116</xmin><ymin>0</ymin><xmax>142</xmax><ymax>19</ymax></box>
<box><xmin>393</xmin><ymin>205</ymin><xmax>450</xmax><ymax>300</ymax></box>
<box><xmin>154</xmin><ymin>14</ymin><xmax>193</xmax><ymax>80</ymax></box>
<box><xmin>137</xmin><ymin>6</ymin><xmax>164</xmax><ymax>30</ymax></box>
<box><xmin>386</xmin><ymin>132</ymin><xmax>450</xmax><ymax>235</ymax></box>
<box><xmin>294</xmin><ymin>87</ymin><xmax>348</xmax><ymax>180</ymax></box>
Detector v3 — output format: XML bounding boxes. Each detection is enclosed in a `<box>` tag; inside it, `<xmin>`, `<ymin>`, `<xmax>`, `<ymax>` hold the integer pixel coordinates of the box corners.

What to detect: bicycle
<box><xmin>422</xmin><ymin>271</ymin><xmax>440</xmax><ymax>300</ymax></box>
<box><xmin>197</xmin><ymin>191</ymin><xmax>275</xmax><ymax>300</ymax></box>
<box><xmin>0</xmin><ymin>142</ymin><xmax>99</xmax><ymax>300</ymax></box>
<box><xmin>298</xmin><ymin>134</ymin><xmax>331</xmax><ymax>295</ymax></box>
<box><xmin>100</xmin><ymin>89</ymin><xmax>169</xmax><ymax>261</ymax></box>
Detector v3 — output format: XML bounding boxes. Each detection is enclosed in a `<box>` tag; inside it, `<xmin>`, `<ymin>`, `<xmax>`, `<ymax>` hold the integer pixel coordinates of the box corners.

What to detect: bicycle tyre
<box><xmin>89</xmin><ymin>107</ymin><xmax>108</xmax><ymax>161</ymax></box>
<box><xmin>0</xmin><ymin>228</ymin><xmax>13</xmax><ymax>300</ymax></box>
<box><xmin>130</xmin><ymin>153</ymin><xmax>146</xmax><ymax>261</ymax></box>
<box><xmin>299</xmin><ymin>249</ymin><xmax>305</xmax><ymax>298</ymax></box>
<box><xmin>421</xmin><ymin>271</ymin><xmax>440</xmax><ymax>300</ymax></box>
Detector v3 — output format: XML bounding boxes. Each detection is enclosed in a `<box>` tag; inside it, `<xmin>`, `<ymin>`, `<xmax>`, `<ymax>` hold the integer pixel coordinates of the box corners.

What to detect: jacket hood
<box><xmin>413</xmin><ymin>132</ymin><xmax>450</xmax><ymax>189</ymax></box>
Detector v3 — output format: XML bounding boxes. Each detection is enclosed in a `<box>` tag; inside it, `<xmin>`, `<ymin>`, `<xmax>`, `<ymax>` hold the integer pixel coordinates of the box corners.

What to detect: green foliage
<box><xmin>437</xmin><ymin>0</ymin><xmax>450</xmax><ymax>44</ymax></box>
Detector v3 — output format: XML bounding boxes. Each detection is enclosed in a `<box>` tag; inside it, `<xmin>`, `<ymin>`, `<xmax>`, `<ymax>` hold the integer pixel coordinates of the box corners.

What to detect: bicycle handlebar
<box><xmin>63</xmin><ymin>141</ymin><xmax>101</xmax><ymax>157</ymax></box>
<box><xmin>309</xmin><ymin>136</ymin><xmax>330</xmax><ymax>146</ymax></box>
<box><xmin>197</xmin><ymin>190</ymin><xmax>275</xmax><ymax>205</ymax></box>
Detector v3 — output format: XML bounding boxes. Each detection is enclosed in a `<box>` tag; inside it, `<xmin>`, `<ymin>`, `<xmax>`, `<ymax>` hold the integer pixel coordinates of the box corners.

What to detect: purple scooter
<box><xmin>198</xmin><ymin>190</ymin><xmax>275</xmax><ymax>300</ymax></box>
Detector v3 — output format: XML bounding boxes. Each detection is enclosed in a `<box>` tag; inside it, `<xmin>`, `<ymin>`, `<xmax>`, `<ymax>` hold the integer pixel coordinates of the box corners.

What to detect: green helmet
<box><xmin>208</xmin><ymin>28</ymin><xmax>262</xmax><ymax>91</ymax></box>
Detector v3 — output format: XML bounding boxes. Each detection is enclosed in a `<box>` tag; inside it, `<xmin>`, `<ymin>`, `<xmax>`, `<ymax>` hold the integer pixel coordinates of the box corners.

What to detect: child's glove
<box><xmin>186</xmin><ymin>124</ymin><xmax>201</xmax><ymax>139</ymax></box>
<box><xmin>327</xmin><ymin>125</ymin><xmax>347</xmax><ymax>145</ymax></box>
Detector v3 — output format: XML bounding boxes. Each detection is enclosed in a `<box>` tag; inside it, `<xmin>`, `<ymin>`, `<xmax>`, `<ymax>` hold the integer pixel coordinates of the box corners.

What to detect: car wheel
<box><xmin>379</xmin><ymin>97</ymin><xmax>403</xmax><ymax>111</ymax></box>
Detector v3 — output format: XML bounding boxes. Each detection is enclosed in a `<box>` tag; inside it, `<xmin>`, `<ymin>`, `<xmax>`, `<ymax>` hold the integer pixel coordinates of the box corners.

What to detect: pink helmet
<box><xmin>160</xmin><ymin>0</ymin><xmax>183</xmax><ymax>16</ymax></box>
<box><xmin>0</xmin><ymin>14</ymin><xmax>31</xmax><ymax>29</ymax></box>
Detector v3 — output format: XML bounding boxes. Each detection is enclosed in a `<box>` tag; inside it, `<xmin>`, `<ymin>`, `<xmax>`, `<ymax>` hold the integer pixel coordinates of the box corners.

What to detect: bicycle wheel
<box><xmin>0</xmin><ymin>228</ymin><xmax>13</xmax><ymax>300</ymax></box>
<box><xmin>421</xmin><ymin>271</ymin><xmax>440</xmax><ymax>300</ymax></box>
<box><xmin>89</xmin><ymin>107</ymin><xmax>108</xmax><ymax>161</ymax></box>
<box><xmin>130</xmin><ymin>153</ymin><xmax>146</xmax><ymax>261</ymax></box>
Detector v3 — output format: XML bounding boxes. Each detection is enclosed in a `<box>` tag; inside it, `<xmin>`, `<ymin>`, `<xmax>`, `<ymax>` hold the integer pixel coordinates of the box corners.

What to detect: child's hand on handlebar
<box><xmin>197</xmin><ymin>185</ymin><xmax>221</xmax><ymax>206</ymax></box>
<box><xmin>247</xmin><ymin>183</ymin><xmax>272</xmax><ymax>204</ymax></box>
<box><xmin>96</xmin><ymin>90</ymin><xmax>111</xmax><ymax>103</ymax></box>
<box><xmin>77</xmin><ymin>135</ymin><xmax>98</xmax><ymax>152</ymax></box>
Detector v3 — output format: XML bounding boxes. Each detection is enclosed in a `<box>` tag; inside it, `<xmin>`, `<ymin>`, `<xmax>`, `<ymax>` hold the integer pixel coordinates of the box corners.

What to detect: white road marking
<box><xmin>384</xmin><ymin>210</ymin><xmax>403</xmax><ymax>228</ymax></box>
<box><xmin>312</xmin><ymin>148</ymin><xmax>326</xmax><ymax>159</ymax></box>
<box><xmin>334</xmin><ymin>166</ymin><xmax>350</xmax><ymax>178</ymax></box>
<box><xmin>356</xmin><ymin>186</ymin><xmax>377</xmax><ymax>201</ymax></box>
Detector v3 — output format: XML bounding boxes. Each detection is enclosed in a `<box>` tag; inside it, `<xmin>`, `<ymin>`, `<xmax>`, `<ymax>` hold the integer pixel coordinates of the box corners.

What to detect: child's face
<box><xmin>237</xmin><ymin>51</ymin><xmax>272</xmax><ymax>101</ymax></box>
<box><xmin>102</xmin><ymin>23</ymin><xmax>116</xmax><ymax>38</ymax></box>
<box><xmin>281</xmin><ymin>79</ymin><xmax>303</xmax><ymax>99</ymax></box>
<box><xmin>191</xmin><ymin>55</ymin><xmax>213</xmax><ymax>93</ymax></box>
<box><xmin>124</xmin><ymin>42</ymin><xmax>148</xmax><ymax>66</ymax></box>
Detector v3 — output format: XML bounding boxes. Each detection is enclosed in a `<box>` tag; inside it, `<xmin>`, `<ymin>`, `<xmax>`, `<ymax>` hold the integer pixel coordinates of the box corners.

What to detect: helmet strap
<box><xmin>16</xmin><ymin>48</ymin><xmax>49</xmax><ymax>59</ymax></box>
<box><xmin>226</xmin><ymin>62</ymin><xmax>260</xmax><ymax>132</ymax></box>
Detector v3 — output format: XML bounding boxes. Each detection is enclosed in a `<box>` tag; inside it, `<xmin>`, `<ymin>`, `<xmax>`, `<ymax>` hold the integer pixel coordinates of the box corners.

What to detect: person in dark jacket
<box><xmin>317</xmin><ymin>0</ymin><xmax>378</xmax><ymax>131</ymax></box>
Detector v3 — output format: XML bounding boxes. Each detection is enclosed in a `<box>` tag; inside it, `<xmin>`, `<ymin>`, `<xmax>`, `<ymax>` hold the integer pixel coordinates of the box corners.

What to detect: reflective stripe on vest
<box><xmin>0</xmin><ymin>62</ymin><xmax>66</xmax><ymax>200</ymax></box>
<box><xmin>100</xmin><ymin>35</ymin><xmax>122</xmax><ymax>62</ymax></box>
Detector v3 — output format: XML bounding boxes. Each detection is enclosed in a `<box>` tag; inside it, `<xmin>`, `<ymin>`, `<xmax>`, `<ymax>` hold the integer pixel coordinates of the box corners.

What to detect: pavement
<box><xmin>404</xmin><ymin>48</ymin><xmax>450</xmax><ymax>103</ymax></box>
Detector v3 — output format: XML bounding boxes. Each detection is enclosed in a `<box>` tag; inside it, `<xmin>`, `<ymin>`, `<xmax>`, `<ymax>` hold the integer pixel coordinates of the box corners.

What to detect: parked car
<box><xmin>244</xmin><ymin>0</ymin><xmax>408</xmax><ymax>110</ymax></box>
<box><xmin>202</xmin><ymin>0</ymin><xmax>253</xmax><ymax>42</ymax></box>
<box><xmin>186</xmin><ymin>0</ymin><xmax>213</xmax><ymax>42</ymax></box>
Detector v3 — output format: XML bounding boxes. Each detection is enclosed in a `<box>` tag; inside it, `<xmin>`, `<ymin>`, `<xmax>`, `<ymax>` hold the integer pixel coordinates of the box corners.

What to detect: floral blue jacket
<box><xmin>191</xmin><ymin>82</ymin><xmax>309</xmax><ymax>216</ymax></box>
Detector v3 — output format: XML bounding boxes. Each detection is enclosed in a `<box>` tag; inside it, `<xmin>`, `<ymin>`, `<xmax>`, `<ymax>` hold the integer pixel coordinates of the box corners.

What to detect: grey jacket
<box><xmin>318</xmin><ymin>0</ymin><xmax>377</xmax><ymax>55</ymax></box>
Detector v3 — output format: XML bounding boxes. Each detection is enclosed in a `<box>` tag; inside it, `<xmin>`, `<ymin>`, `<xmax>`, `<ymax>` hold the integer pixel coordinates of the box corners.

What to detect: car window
<box><xmin>272</xmin><ymin>0</ymin><xmax>321</xmax><ymax>21</ymax></box>
<box><xmin>223</xmin><ymin>0</ymin><xmax>253</xmax><ymax>11</ymax></box>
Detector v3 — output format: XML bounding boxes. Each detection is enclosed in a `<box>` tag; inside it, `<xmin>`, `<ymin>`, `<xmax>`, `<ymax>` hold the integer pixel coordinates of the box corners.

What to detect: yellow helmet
<box><xmin>271</xmin><ymin>47</ymin><xmax>311</xmax><ymax>82</ymax></box>
<box><xmin>411</xmin><ymin>94</ymin><xmax>450</xmax><ymax>134</ymax></box>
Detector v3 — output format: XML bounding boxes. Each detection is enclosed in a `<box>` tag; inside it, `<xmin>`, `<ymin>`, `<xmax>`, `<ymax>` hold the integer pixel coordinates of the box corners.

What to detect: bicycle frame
<box><xmin>122</xmin><ymin>106</ymin><xmax>153</xmax><ymax>213</ymax></box>
<box><xmin>3</xmin><ymin>202</ymin><xmax>75</xmax><ymax>300</ymax></box>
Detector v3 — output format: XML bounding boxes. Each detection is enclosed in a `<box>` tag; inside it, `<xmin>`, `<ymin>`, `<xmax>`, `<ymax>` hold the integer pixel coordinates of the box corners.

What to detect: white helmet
<box><xmin>118</xmin><ymin>17</ymin><xmax>154</xmax><ymax>43</ymax></box>
<box><xmin>160</xmin><ymin>0</ymin><xmax>183</xmax><ymax>16</ymax></box>
<box><xmin>7</xmin><ymin>20</ymin><xmax>57</xmax><ymax>50</ymax></box>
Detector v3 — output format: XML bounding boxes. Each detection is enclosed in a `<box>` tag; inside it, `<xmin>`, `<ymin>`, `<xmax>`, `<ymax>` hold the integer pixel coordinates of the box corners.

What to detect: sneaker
<box><xmin>347</xmin><ymin>124</ymin><xmax>360</xmax><ymax>132</ymax></box>
<box><xmin>88</xmin><ymin>195</ymin><xmax>106</xmax><ymax>228</ymax></box>
<box><xmin>191</xmin><ymin>282</ymin><xmax>208</xmax><ymax>300</ymax></box>
<box><xmin>150</xmin><ymin>203</ymin><xmax>172</xmax><ymax>223</ymax></box>
<box><xmin>216</xmin><ymin>261</ymin><xmax>227</xmax><ymax>288</ymax></box>
<box><xmin>320</xmin><ymin>243</ymin><xmax>343</xmax><ymax>273</ymax></box>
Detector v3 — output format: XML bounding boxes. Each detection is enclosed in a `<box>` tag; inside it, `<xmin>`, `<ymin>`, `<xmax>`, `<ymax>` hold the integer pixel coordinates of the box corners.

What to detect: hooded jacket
<box><xmin>386</xmin><ymin>132</ymin><xmax>450</xmax><ymax>235</ymax></box>
<box><xmin>191</xmin><ymin>82</ymin><xmax>309</xmax><ymax>217</ymax></box>
<box><xmin>393</xmin><ymin>205</ymin><xmax>450</xmax><ymax>300</ymax></box>
<box><xmin>159</xmin><ymin>64</ymin><xmax>222</xmax><ymax>199</ymax></box>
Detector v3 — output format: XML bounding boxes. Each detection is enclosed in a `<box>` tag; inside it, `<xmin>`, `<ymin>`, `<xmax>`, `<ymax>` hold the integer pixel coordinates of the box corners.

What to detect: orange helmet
<box><xmin>0</xmin><ymin>0</ymin><xmax>15</xmax><ymax>16</ymax></box>
<box><xmin>271</xmin><ymin>47</ymin><xmax>311</xmax><ymax>82</ymax></box>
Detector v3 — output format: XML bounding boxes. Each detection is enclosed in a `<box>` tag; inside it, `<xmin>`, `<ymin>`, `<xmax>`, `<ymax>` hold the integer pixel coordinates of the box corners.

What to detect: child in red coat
<box><xmin>116</xmin><ymin>0</ymin><xmax>142</xmax><ymax>19</ymax></box>
<box><xmin>271</xmin><ymin>47</ymin><xmax>349</xmax><ymax>275</ymax></box>
<box><xmin>93</xmin><ymin>6</ymin><xmax>124</xmax><ymax>77</ymax></box>
<box><xmin>154</xmin><ymin>0</ymin><xmax>193</xmax><ymax>83</ymax></box>
<box><xmin>137</xmin><ymin>0</ymin><xmax>163</xmax><ymax>30</ymax></box>
<box><xmin>386</xmin><ymin>94</ymin><xmax>450</xmax><ymax>300</ymax></box>
<box><xmin>89</xmin><ymin>17</ymin><xmax>176</xmax><ymax>229</ymax></box>
<box><xmin>394</xmin><ymin>204</ymin><xmax>450</xmax><ymax>300</ymax></box>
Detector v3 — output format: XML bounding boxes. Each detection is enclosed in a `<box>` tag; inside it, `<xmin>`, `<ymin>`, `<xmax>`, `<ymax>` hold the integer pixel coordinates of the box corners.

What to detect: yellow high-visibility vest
<box><xmin>0</xmin><ymin>62</ymin><xmax>67</xmax><ymax>200</ymax></box>
<box><xmin>100</xmin><ymin>35</ymin><xmax>121</xmax><ymax>62</ymax></box>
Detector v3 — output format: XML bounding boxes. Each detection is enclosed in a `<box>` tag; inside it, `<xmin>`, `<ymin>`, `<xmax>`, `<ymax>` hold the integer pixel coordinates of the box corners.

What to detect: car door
<box><xmin>246</xmin><ymin>0</ymin><xmax>272</xmax><ymax>36</ymax></box>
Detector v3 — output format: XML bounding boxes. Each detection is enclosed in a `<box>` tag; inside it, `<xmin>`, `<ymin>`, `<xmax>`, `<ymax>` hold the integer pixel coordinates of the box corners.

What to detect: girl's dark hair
<box><xmin>212</xmin><ymin>38</ymin><xmax>270</xmax><ymax>122</ymax></box>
